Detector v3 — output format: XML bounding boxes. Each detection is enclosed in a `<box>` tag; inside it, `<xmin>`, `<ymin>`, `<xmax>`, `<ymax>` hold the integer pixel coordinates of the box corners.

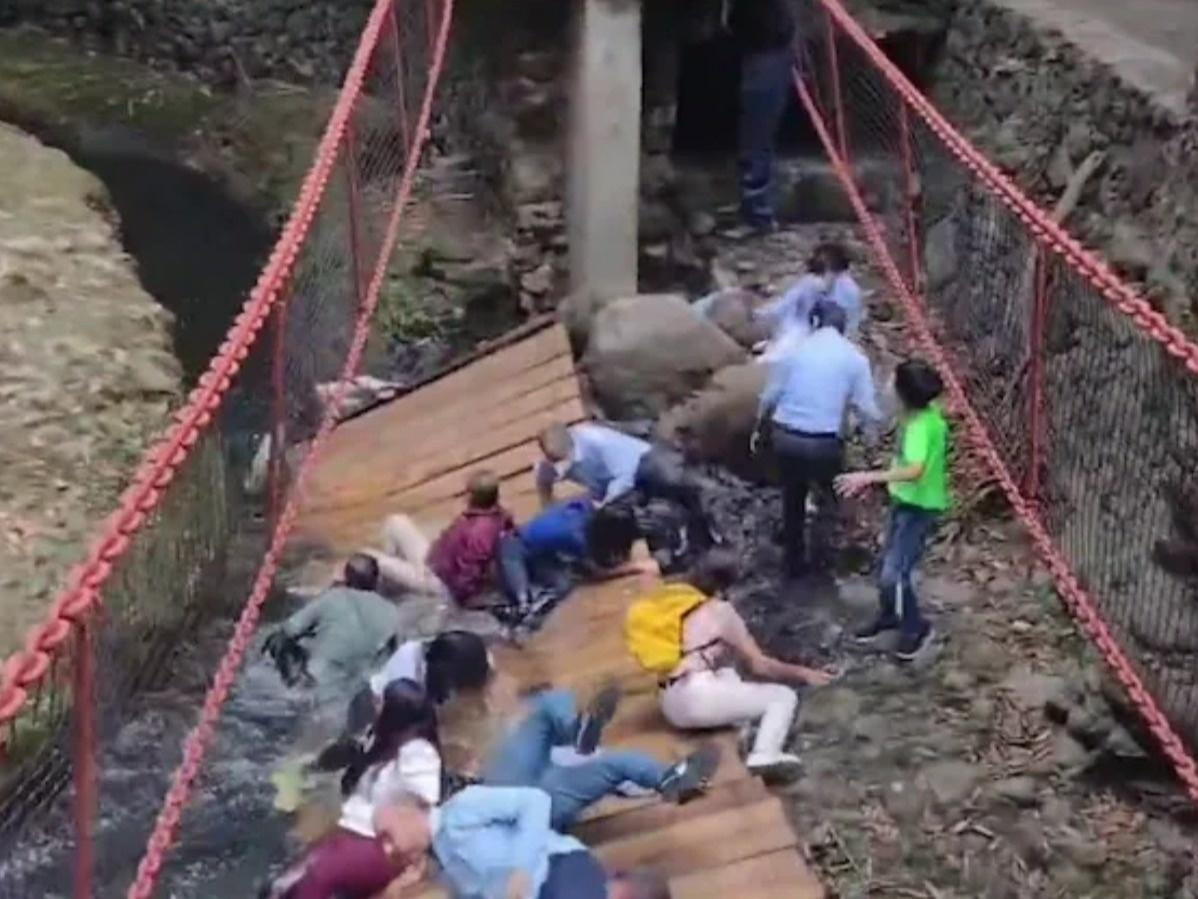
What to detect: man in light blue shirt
<box><xmin>756</xmin><ymin>242</ymin><xmax>864</xmax><ymax>363</ymax></box>
<box><xmin>373</xmin><ymin>788</ymin><xmax>670</xmax><ymax>899</ymax></box>
<box><xmin>535</xmin><ymin>422</ymin><xmax>716</xmax><ymax>572</ymax></box>
<box><xmin>753</xmin><ymin>302</ymin><xmax>883</xmax><ymax>578</ymax></box>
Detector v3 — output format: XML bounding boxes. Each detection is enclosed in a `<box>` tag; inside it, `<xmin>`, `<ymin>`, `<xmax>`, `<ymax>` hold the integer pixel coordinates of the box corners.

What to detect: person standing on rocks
<box><xmin>835</xmin><ymin>359</ymin><xmax>950</xmax><ymax>661</ymax></box>
<box><xmin>535</xmin><ymin>422</ymin><xmax>715</xmax><ymax>571</ymax></box>
<box><xmin>726</xmin><ymin>0</ymin><xmax>798</xmax><ymax>231</ymax></box>
<box><xmin>752</xmin><ymin>301</ymin><xmax>883</xmax><ymax>578</ymax></box>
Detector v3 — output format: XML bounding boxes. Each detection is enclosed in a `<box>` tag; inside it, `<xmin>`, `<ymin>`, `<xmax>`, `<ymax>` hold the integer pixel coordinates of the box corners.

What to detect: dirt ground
<box><xmin>699</xmin><ymin>221</ymin><xmax>1198</xmax><ymax>898</ymax></box>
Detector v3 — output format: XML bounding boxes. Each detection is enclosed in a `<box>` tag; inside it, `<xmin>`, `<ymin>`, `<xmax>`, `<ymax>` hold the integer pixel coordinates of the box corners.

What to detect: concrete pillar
<box><xmin>568</xmin><ymin>0</ymin><xmax>642</xmax><ymax>304</ymax></box>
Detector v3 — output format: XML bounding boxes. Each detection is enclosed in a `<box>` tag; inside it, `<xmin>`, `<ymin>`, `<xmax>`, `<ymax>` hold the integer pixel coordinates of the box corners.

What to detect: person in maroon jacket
<box><xmin>369</xmin><ymin>469</ymin><xmax>515</xmax><ymax>608</ymax></box>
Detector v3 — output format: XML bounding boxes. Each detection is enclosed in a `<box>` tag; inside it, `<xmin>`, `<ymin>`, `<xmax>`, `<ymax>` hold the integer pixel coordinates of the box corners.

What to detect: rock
<box><xmin>1009</xmin><ymin>819</ymin><xmax>1049</xmax><ymax>867</ymax></box>
<box><xmin>688</xmin><ymin>211</ymin><xmax>716</xmax><ymax>237</ymax></box>
<box><xmin>656</xmin><ymin>362</ymin><xmax>768</xmax><ymax>478</ymax></box>
<box><xmin>991</xmin><ymin>775</ymin><xmax>1039</xmax><ymax>807</ymax></box>
<box><xmin>639</xmin><ymin>199</ymin><xmax>676</xmax><ymax>244</ymax></box>
<box><xmin>1054</xmin><ymin>831</ymin><xmax>1108</xmax><ymax>870</ymax></box>
<box><xmin>941</xmin><ymin>667</ymin><xmax>974</xmax><ymax>692</ymax></box>
<box><xmin>779</xmin><ymin>161</ymin><xmax>857</xmax><ymax>222</ymax></box>
<box><xmin>504</xmin><ymin>146</ymin><xmax>560</xmax><ymax>204</ymax></box>
<box><xmin>797</xmin><ymin>686</ymin><xmax>862</xmax><ymax>730</ymax></box>
<box><xmin>515</xmin><ymin>201</ymin><xmax>563</xmax><ymax>238</ymax></box>
<box><xmin>695</xmin><ymin>288</ymin><xmax>766</xmax><ymax>349</ymax></box>
<box><xmin>519</xmin><ymin>262</ymin><xmax>554</xmax><ymax>297</ymax></box>
<box><xmin>999</xmin><ymin>666</ymin><xmax>1068</xmax><ymax>713</ymax></box>
<box><xmin>924</xmin><ymin>215</ymin><xmax>958</xmax><ymax>292</ymax></box>
<box><xmin>1046</xmin><ymin>140</ymin><xmax>1073</xmax><ymax>191</ymax></box>
<box><xmin>1040</xmin><ymin>731</ymin><xmax>1092</xmax><ymax>775</ymax></box>
<box><xmin>921</xmin><ymin>760</ymin><xmax>983</xmax><ymax>806</ymax></box>
<box><xmin>582</xmin><ymin>294</ymin><xmax>745</xmax><ymax>420</ymax></box>
<box><xmin>640</xmin><ymin>153</ymin><xmax>677</xmax><ymax>199</ymax></box>
<box><xmin>1106</xmin><ymin>221</ymin><xmax>1153</xmax><ymax>279</ymax></box>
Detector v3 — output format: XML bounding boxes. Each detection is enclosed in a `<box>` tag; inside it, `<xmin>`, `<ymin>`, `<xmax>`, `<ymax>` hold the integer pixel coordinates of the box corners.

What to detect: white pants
<box><xmin>372</xmin><ymin>514</ymin><xmax>450</xmax><ymax>599</ymax></box>
<box><xmin>660</xmin><ymin>668</ymin><xmax>797</xmax><ymax>758</ymax></box>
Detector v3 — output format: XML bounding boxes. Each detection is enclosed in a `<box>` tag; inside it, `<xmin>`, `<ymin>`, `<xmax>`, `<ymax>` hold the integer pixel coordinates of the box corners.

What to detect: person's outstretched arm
<box><xmin>716</xmin><ymin>602</ymin><xmax>834</xmax><ymax>685</ymax></box>
<box><xmin>535</xmin><ymin>461</ymin><xmax>556</xmax><ymax>508</ymax></box>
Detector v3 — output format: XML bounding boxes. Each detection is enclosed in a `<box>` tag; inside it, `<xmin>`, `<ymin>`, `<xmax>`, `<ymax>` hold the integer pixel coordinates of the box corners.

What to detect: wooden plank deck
<box><xmin>294</xmin><ymin>325</ymin><xmax>824</xmax><ymax>898</ymax></box>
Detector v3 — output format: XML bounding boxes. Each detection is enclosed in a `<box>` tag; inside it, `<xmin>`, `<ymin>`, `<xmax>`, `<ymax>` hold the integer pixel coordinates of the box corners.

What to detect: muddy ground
<box><xmin>698</xmin><ymin>221</ymin><xmax>1198</xmax><ymax>898</ymax></box>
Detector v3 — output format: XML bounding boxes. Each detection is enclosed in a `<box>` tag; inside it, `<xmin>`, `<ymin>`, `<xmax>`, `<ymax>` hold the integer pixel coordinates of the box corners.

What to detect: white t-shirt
<box><xmin>369</xmin><ymin>639</ymin><xmax>427</xmax><ymax>698</ymax></box>
<box><xmin>338</xmin><ymin>737</ymin><xmax>442</xmax><ymax>837</ymax></box>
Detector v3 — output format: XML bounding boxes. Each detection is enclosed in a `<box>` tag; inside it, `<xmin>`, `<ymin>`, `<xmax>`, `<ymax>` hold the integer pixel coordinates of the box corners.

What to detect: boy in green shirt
<box><xmin>836</xmin><ymin>360</ymin><xmax>950</xmax><ymax>661</ymax></box>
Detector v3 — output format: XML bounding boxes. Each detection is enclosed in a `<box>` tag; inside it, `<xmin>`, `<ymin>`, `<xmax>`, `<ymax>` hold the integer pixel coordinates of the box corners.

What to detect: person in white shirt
<box><xmin>265</xmin><ymin>679</ymin><xmax>441</xmax><ymax>899</ymax></box>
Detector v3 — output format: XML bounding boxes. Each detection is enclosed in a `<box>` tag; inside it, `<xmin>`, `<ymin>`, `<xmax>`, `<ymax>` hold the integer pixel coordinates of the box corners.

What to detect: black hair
<box><xmin>810</xmin><ymin>300</ymin><xmax>847</xmax><ymax>334</ymax></box>
<box><xmin>341</xmin><ymin>678</ymin><xmax>438</xmax><ymax>795</ymax></box>
<box><xmin>806</xmin><ymin>250</ymin><xmax>829</xmax><ymax>275</ymax></box>
<box><xmin>894</xmin><ymin>359</ymin><xmax>944</xmax><ymax>410</ymax></box>
<box><xmin>425</xmin><ymin>630</ymin><xmax>491</xmax><ymax>704</ymax></box>
<box><xmin>685</xmin><ymin>549</ymin><xmax>739</xmax><ymax>597</ymax></box>
<box><xmin>586</xmin><ymin>504</ymin><xmax>639</xmax><ymax>568</ymax></box>
<box><xmin>344</xmin><ymin>553</ymin><xmax>381</xmax><ymax>591</ymax></box>
<box><xmin>816</xmin><ymin>241</ymin><xmax>850</xmax><ymax>272</ymax></box>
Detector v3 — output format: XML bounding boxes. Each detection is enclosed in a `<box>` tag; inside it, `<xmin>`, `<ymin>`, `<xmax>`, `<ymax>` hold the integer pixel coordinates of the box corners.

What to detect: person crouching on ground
<box><xmin>368</xmin><ymin>469</ymin><xmax>515</xmax><ymax>609</ymax></box>
<box><xmin>656</xmin><ymin>550</ymin><xmax>833</xmax><ymax>779</ymax></box>
<box><xmin>373</xmin><ymin>790</ymin><xmax>672</xmax><ymax>899</ymax></box>
<box><xmin>264</xmin><ymin>679</ymin><xmax>441</xmax><ymax>899</ymax></box>
<box><xmin>536</xmin><ymin>422</ymin><xmax>716</xmax><ymax>571</ymax></box>
<box><xmin>835</xmin><ymin>359</ymin><xmax>950</xmax><ymax>662</ymax></box>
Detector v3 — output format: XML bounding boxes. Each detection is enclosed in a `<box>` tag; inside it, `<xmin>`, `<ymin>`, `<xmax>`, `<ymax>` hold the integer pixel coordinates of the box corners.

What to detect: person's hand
<box><xmin>800</xmin><ymin>666</ymin><xmax>838</xmax><ymax>687</ymax></box>
<box><xmin>752</xmin><ymin>339</ymin><xmax>769</xmax><ymax>355</ymax></box>
<box><xmin>834</xmin><ymin>471</ymin><xmax>875</xmax><ymax>498</ymax></box>
<box><xmin>506</xmin><ymin>870</ymin><xmax>533</xmax><ymax>899</ymax></box>
<box><xmin>749</xmin><ymin>428</ymin><xmax>763</xmax><ymax>455</ymax></box>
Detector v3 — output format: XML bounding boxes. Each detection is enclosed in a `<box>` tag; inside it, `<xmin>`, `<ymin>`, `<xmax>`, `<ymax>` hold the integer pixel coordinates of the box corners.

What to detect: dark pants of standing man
<box><xmin>772</xmin><ymin>425</ymin><xmax>843</xmax><ymax>577</ymax></box>
<box><xmin>739</xmin><ymin>46</ymin><xmax>795</xmax><ymax>228</ymax></box>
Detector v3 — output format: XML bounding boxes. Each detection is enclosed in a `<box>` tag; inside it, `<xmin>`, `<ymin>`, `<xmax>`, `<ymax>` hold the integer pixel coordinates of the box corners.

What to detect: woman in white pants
<box><xmin>660</xmin><ymin>551</ymin><xmax>833</xmax><ymax>777</ymax></box>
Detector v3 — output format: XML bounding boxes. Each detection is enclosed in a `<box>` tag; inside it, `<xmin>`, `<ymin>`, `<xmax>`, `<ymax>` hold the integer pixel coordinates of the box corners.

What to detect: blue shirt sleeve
<box><xmin>850</xmin><ymin>353</ymin><xmax>884</xmax><ymax>430</ymax></box>
<box><xmin>445</xmin><ymin>787</ymin><xmax>552</xmax><ymax>877</ymax></box>
<box><xmin>758</xmin><ymin>356</ymin><xmax>790</xmax><ymax>421</ymax></box>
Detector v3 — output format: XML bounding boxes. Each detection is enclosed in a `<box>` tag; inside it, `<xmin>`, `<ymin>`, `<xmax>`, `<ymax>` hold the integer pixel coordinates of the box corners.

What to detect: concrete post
<box><xmin>568</xmin><ymin>0</ymin><xmax>642</xmax><ymax>305</ymax></box>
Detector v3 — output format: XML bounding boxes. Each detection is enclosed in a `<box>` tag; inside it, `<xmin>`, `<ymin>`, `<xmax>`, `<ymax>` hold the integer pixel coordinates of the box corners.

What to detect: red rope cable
<box><xmin>793</xmin><ymin>67</ymin><xmax>1198</xmax><ymax>803</ymax></box>
<box><xmin>124</xmin><ymin>1</ymin><xmax>456</xmax><ymax>894</ymax></box>
<box><xmin>814</xmin><ymin>0</ymin><xmax>1198</xmax><ymax>378</ymax></box>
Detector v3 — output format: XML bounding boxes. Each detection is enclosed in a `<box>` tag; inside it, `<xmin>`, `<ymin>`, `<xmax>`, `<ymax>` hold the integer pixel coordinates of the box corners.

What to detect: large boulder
<box><xmin>657</xmin><ymin>361</ymin><xmax>770</xmax><ymax>479</ymax></box>
<box><xmin>582</xmin><ymin>294</ymin><xmax>746</xmax><ymax>420</ymax></box>
<box><xmin>695</xmin><ymin>288</ymin><xmax>768</xmax><ymax>349</ymax></box>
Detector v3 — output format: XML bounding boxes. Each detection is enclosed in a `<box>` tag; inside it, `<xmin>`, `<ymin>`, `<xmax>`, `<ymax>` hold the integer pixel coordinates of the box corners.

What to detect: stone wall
<box><xmin>932</xmin><ymin>0</ymin><xmax>1198</xmax><ymax>329</ymax></box>
<box><xmin>0</xmin><ymin>0</ymin><xmax>375</xmax><ymax>84</ymax></box>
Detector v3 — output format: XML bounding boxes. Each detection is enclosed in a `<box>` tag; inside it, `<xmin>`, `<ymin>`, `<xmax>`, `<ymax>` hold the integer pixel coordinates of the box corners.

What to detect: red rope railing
<box><xmin>803</xmin><ymin>0</ymin><xmax>1198</xmax><ymax>801</ymax></box>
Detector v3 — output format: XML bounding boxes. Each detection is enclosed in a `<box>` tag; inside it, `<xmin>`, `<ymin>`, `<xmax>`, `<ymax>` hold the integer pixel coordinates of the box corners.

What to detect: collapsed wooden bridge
<box><xmin>295</xmin><ymin>324</ymin><xmax>825</xmax><ymax>898</ymax></box>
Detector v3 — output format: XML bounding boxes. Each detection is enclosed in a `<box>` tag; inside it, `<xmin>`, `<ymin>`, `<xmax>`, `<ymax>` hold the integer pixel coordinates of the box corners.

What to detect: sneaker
<box><xmin>854</xmin><ymin>616</ymin><xmax>900</xmax><ymax>644</ymax></box>
<box><xmin>745</xmin><ymin>751</ymin><xmax>803</xmax><ymax>781</ymax></box>
<box><xmin>895</xmin><ymin>626</ymin><xmax>935</xmax><ymax>662</ymax></box>
<box><xmin>575</xmin><ymin>681</ymin><xmax>622</xmax><ymax>754</ymax></box>
<box><xmin>659</xmin><ymin>742</ymin><xmax>722</xmax><ymax>804</ymax></box>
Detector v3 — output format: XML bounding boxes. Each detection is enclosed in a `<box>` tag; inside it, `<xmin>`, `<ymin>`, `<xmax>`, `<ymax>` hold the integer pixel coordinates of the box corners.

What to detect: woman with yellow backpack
<box><xmin>625</xmin><ymin>550</ymin><xmax>834</xmax><ymax>779</ymax></box>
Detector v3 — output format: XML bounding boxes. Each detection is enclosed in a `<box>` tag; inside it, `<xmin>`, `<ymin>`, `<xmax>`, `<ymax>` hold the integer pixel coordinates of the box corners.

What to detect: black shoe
<box><xmin>575</xmin><ymin>681</ymin><xmax>622</xmax><ymax>754</ymax></box>
<box><xmin>895</xmin><ymin>626</ymin><xmax>935</xmax><ymax>661</ymax></box>
<box><xmin>854</xmin><ymin>617</ymin><xmax>900</xmax><ymax>643</ymax></box>
<box><xmin>659</xmin><ymin>742</ymin><xmax>722</xmax><ymax>804</ymax></box>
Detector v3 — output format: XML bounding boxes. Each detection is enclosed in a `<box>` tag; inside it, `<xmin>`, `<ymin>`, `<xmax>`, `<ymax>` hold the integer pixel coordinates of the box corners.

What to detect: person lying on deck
<box><xmin>373</xmin><ymin>790</ymin><xmax>673</xmax><ymax>899</ymax></box>
<box><xmin>263</xmin><ymin>679</ymin><xmax>441</xmax><ymax>899</ymax></box>
<box><xmin>638</xmin><ymin>550</ymin><xmax>834</xmax><ymax>780</ymax></box>
<box><xmin>264</xmin><ymin>554</ymin><xmax>400</xmax><ymax>693</ymax></box>
<box><xmin>535</xmin><ymin>422</ymin><xmax>717</xmax><ymax>572</ymax></box>
<box><xmin>479</xmin><ymin>683</ymin><xmax>719</xmax><ymax>831</ymax></box>
<box><xmin>495</xmin><ymin>498</ymin><xmax>654</xmax><ymax>617</ymax></box>
<box><xmin>365</xmin><ymin>469</ymin><xmax>515</xmax><ymax>609</ymax></box>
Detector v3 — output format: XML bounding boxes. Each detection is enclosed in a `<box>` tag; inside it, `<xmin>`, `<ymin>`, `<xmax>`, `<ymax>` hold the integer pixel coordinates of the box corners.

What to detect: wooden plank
<box><xmin>594</xmin><ymin>797</ymin><xmax>798</xmax><ymax>876</ymax></box>
<box><xmin>672</xmin><ymin>850</ymin><xmax>826</xmax><ymax>899</ymax></box>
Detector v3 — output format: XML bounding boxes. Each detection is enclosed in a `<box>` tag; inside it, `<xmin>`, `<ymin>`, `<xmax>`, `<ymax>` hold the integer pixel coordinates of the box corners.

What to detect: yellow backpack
<box><xmin>624</xmin><ymin>582</ymin><xmax>709</xmax><ymax>676</ymax></box>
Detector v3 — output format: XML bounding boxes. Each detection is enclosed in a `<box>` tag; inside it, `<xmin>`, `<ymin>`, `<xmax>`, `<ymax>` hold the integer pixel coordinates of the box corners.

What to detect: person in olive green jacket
<box><xmin>836</xmin><ymin>359</ymin><xmax>950</xmax><ymax>662</ymax></box>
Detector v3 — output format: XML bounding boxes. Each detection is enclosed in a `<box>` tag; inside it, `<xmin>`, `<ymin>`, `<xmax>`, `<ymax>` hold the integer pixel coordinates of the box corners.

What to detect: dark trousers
<box><xmin>772</xmin><ymin>425</ymin><xmax>843</xmax><ymax>575</ymax></box>
<box><xmin>738</xmin><ymin>46</ymin><xmax>794</xmax><ymax>226</ymax></box>
<box><xmin>539</xmin><ymin>851</ymin><xmax>608</xmax><ymax>899</ymax></box>
<box><xmin>496</xmin><ymin>534</ymin><xmax>572</xmax><ymax>607</ymax></box>
<box><xmin>878</xmin><ymin>504</ymin><xmax>939</xmax><ymax>637</ymax></box>
<box><xmin>634</xmin><ymin>446</ymin><xmax>710</xmax><ymax>545</ymax></box>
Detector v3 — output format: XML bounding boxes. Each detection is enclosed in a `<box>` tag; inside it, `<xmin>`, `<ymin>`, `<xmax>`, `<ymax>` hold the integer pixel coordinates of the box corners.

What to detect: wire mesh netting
<box><xmin>0</xmin><ymin>0</ymin><xmax>449</xmax><ymax>893</ymax></box>
<box><xmin>799</xmin><ymin>0</ymin><xmax>1198</xmax><ymax>779</ymax></box>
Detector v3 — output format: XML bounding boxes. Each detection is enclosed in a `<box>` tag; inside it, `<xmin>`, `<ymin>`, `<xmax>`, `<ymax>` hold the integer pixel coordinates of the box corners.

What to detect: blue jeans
<box><xmin>496</xmin><ymin>535</ymin><xmax>573</xmax><ymax>606</ymax></box>
<box><xmin>738</xmin><ymin>46</ymin><xmax>794</xmax><ymax>226</ymax></box>
<box><xmin>482</xmin><ymin>690</ymin><xmax>668</xmax><ymax>830</ymax></box>
<box><xmin>878</xmin><ymin>505</ymin><xmax>940</xmax><ymax>637</ymax></box>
